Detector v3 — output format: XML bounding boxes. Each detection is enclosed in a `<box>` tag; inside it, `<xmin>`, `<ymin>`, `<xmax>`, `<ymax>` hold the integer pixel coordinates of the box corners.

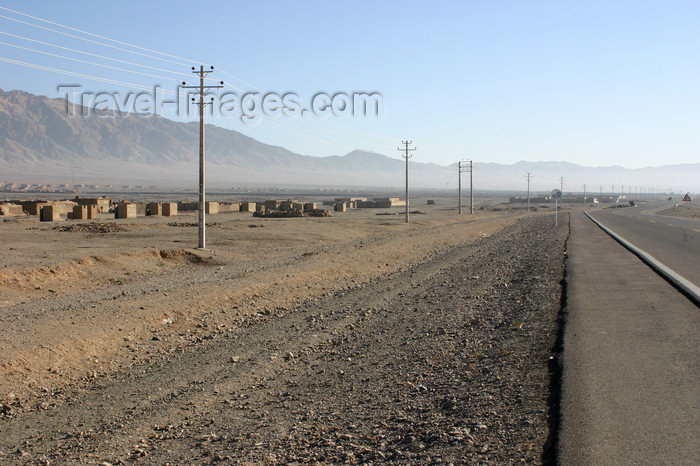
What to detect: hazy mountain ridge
<box><xmin>1</xmin><ymin>89</ymin><xmax>698</xmax><ymax>191</ymax></box>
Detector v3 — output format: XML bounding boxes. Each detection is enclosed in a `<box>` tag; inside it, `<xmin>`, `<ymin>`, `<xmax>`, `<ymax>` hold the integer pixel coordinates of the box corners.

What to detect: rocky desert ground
<box><xmin>0</xmin><ymin>199</ymin><xmax>569</xmax><ymax>463</ymax></box>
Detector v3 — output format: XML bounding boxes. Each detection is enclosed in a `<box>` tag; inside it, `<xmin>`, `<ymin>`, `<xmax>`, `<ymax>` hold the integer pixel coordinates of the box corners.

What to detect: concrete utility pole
<box><xmin>583</xmin><ymin>184</ymin><xmax>586</xmax><ymax>200</ymax></box>
<box><xmin>525</xmin><ymin>172</ymin><xmax>533</xmax><ymax>211</ymax></box>
<box><xmin>458</xmin><ymin>161</ymin><xmax>462</xmax><ymax>215</ymax></box>
<box><xmin>470</xmin><ymin>160</ymin><xmax>474</xmax><ymax>214</ymax></box>
<box><xmin>398</xmin><ymin>140</ymin><xmax>415</xmax><ymax>223</ymax></box>
<box><xmin>182</xmin><ymin>66</ymin><xmax>223</xmax><ymax>249</ymax></box>
<box><xmin>458</xmin><ymin>160</ymin><xmax>473</xmax><ymax>214</ymax></box>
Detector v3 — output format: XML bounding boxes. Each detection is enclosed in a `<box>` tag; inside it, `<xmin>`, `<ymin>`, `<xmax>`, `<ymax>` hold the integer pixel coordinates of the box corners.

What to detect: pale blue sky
<box><xmin>0</xmin><ymin>0</ymin><xmax>697</xmax><ymax>167</ymax></box>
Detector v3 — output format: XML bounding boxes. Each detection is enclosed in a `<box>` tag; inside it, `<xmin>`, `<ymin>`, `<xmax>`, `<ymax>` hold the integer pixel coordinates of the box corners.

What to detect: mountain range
<box><xmin>1</xmin><ymin>89</ymin><xmax>697</xmax><ymax>192</ymax></box>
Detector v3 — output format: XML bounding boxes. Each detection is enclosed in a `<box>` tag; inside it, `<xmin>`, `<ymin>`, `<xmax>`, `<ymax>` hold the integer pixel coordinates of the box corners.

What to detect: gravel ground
<box><xmin>655</xmin><ymin>202</ymin><xmax>700</xmax><ymax>219</ymax></box>
<box><xmin>0</xmin><ymin>215</ymin><xmax>568</xmax><ymax>464</ymax></box>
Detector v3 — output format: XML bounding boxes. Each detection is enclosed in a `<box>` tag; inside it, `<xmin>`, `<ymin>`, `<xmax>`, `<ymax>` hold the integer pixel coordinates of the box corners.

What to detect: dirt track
<box><xmin>0</xmin><ymin>207</ymin><xmax>516</xmax><ymax>399</ymax></box>
<box><xmin>0</xmin><ymin>215</ymin><xmax>568</xmax><ymax>463</ymax></box>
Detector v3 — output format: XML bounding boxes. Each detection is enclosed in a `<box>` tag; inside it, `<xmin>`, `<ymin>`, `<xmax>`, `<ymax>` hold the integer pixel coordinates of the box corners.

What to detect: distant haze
<box><xmin>1</xmin><ymin>90</ymin><xmax>698</xmax><ymax>193</ymax></box>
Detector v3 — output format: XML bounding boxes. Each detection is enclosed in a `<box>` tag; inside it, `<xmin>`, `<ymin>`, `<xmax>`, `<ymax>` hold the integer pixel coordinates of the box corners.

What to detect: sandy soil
<box><xmin>0</xmin><ymin>209</ymin><xmax>568</xmax><ymax>463</ymax></box>
<box><xmin>1</xmin><ymin>202</ymin><xmax>531</xmax><ymax>401</ymax></box>
<box><xmin>655</xmin><ymin>202</ymin><xmax>700</xmax><ymax>219</ymax></box>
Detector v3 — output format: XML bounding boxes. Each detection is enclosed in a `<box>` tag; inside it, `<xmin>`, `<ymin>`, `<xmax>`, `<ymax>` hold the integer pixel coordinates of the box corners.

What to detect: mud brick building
<box><xmin>162</xmin><ymin>203</ymin><xmax>177</xmax><ymax>216</ymax></box>
<box><xmin>116</xmin><ymin>203</ymin><xmax>136</xmax><ymax>219</ymax></box>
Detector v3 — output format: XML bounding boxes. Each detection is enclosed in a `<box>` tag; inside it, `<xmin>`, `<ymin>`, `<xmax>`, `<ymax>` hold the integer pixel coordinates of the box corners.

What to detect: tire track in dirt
<box><xmin>0</xmin><ymin>215</ymin><xmax>568</xmax><ymax>463</ymax></box>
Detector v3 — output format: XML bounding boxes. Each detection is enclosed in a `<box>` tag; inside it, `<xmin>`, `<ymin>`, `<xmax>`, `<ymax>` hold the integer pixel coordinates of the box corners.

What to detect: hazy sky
<box><xmin>0</xmin><ymin>0</ymin><xmax>698</xmax><ymax>168</ymax></box>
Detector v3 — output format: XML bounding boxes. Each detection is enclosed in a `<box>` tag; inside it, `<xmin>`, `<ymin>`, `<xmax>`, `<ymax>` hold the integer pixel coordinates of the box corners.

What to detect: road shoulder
<box><xmin>559</xmin><ymin>212</ymin><xmax>699</xmax><ymax>464</ymax></box>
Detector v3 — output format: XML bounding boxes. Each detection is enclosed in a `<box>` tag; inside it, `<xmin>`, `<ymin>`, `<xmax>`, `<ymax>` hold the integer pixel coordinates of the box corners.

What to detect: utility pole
<box><xmin>525</xmin><ymin>172</ymin><xmax>533</xmax><ymax>211</ymax></box>
<box><xmin>458</xmin><ymin>160</ymin><xmax>473</xmax><ymax>214</ymax></box>
<box><xmin>470</xmin><ymin>160</ymin><xmax>474</xmax><ymax>214</ymax></box>
<box><xmin>398</xmin><ymin>140</ymin><xmax>415</xmax><ymax>223</ymax></box>
<box><xmin>458</xmin><ymin>161</ymin><xmax>462</xmax><ymax>215</ymax></box>
<box><xmin>182</xmin><ymin>66</ymin><xmax>223</xmax><ymax>249</ymax></box>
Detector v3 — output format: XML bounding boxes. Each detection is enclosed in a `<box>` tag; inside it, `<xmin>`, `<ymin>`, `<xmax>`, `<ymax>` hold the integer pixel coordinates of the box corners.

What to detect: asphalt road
<box><xmin>560</xmin><ymin>211</ymin><xmax>700</xmax><ymax>464</ymax></box>
<box><xmin>586</xmin><ymin>201</ymin><xmax>700</xmax><ymax>287</ymax></box>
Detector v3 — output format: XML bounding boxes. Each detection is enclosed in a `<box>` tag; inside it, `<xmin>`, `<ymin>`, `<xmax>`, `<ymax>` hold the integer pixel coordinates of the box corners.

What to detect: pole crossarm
<box><xmin>458</xmin><ymin>159</ymin><xmax>473</xmax><ymax>215</ymax></box>
<box><xmin>181</xmin><ymin>65</ymin><xmax>223</xmax><ymax>249</ymax></box>
<box><xmin>398</xmin><ymin>141</ymin><xmax>416</xmax><ymax>223</ymax></box>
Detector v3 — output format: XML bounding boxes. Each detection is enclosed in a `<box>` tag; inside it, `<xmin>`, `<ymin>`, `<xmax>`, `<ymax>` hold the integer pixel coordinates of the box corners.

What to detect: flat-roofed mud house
<box><xmin>116</xmin><ymin>202</ymin><xmax>137</xmax><ymax>219</ymax></box>
<box><xmin>146</xmin><ymin>202</ymin><xmax>162</xmax><ymax>216</ymax></box>
<box><xmin>205</xmin><ymin>201</ymin><xmax>219</xmax><ymax>214</ymax></box>
<box><xmin>74</xmin><ymin>196</ymin><xmax>111</xmax><ymax>213</ymax></box>
<box><xmin>20</xmin><ymin>200</ymin><xmax>48</xmax><ymax>215</ymax></box>
<box><xmin>0</xmin><ymin>203</ymin><xmax>24</xmax><ymax>216</ymax></box>
<box><xmin>162</xmin><ymin>203</ymin><xmax>177</xmax><ymax>216</ymax></box>
<box><xmin>264</xmin><ymin>200</ymin><xmax>283</xmax><ymax>210</ymax></box>
<box><xmin>218</xmin><ymin>202</ymin><xmax>240</xmax><ymax>213</ymax></box>
<box><xmin>374</xmin><ymin>197</ymin><xmax>406</xmax><ymax>208</ymax></box>
<box><xmin>240</xmin><ymin>201</ymin><xmax>256</xmax><ymax>212</ymax></box>
<box><xmin>39</xmin><ymin>201</ymin><xmax>77</xmax><ymax>221</ymax></box>
<box><xmin>68</xmin><ymin>204</ymin><xmax>98</xmax><ymax>219</ymax></box>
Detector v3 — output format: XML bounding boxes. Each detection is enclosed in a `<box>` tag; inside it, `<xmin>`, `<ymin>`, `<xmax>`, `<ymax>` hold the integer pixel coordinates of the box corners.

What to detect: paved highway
<box><xmin>586</xmin><ymin>200</ymin><xmax>700</xmax><ymax>287</ymax></box>
<box><xmin>559</xmin><ymin>211</ymin><xmax>699</xmax><ymax>464</ymax></box>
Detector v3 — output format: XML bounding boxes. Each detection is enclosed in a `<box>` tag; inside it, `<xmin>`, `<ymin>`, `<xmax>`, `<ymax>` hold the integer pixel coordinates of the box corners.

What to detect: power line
<box><xmin>0</xmin><ymin>40</ymin><xmax>181</xmax><ymax>82</ymax></box>
<box><xmin>217</xmin><ymin>82</ymin><xmax>358</xmax><ymax>150</ymax></box>
<box><xmin>0</xmin><ymin>9</ymin><xmax>374</xmax><ymax>177</ymax></box>
<box><xmin>300</xmin><ymin>114</ymin><xmax>392</xmax><ymax>148</ymax></box>
<box><xmin>0</xmin><ymin>5</ymin><xmax>199</xmax><ymax>64</ymax></box>
<box><xmin>182</xmin><ymin>66</ymin><xmax>223</xmax><ymax>249</ymax></box>
<box><xmin>0</xmin><ymin>5</ymin><xmax>391</xmax><ymax>153</ymax></box>
<box><xmin>218</xmin><ymin>66</ymin><xmax>389</xmax><ymax>145</ymax></box>
<box><xmin>0</xmin><ymin>56</ymin><xmax>177</xmax><ymax>94</ymax></box>
<box><xmin>0</xmin><ymin>31</ymin><xmax>218</xmax><ymax>80</ymax></box>
<box><xmin>0</xmin><ymin>13</ymin><xmax>190</xmax><ymax>66</ymax></box>
<box><xmin>1</xmin><ymin>48</ymin><xmax>357</xmax><ymax>152</ymax></box>
<box><xmin>262</xmin><ymin>117</ymin><xmax>357</xmax><ymax>150</ymax></box>
<box><xmin>0</xmin><ymin>42</ymin><xmax>357</xmax><ymax>150</ymax></box>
